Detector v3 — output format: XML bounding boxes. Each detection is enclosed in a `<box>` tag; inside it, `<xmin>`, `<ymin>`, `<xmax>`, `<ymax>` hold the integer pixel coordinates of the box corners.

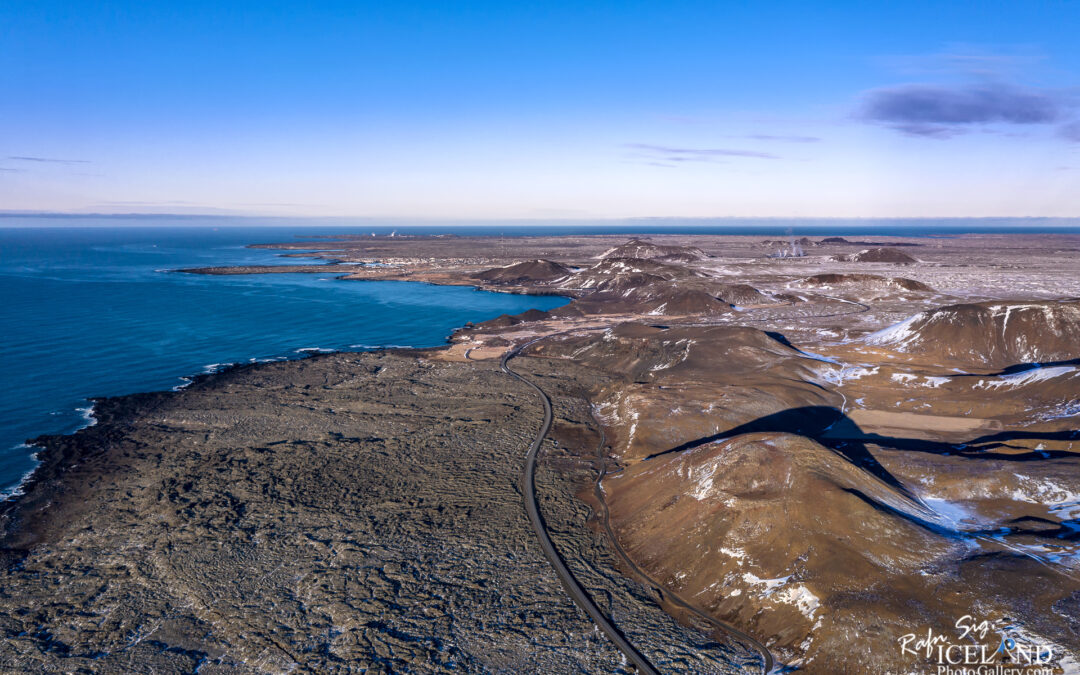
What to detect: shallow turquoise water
<box><xmin>0</xmin><ymin>226</ymin><xmax>567</xmax><ymax>496</ymax></box>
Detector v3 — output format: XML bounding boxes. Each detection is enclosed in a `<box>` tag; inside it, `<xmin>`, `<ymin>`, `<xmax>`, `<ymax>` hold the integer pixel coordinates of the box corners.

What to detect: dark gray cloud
<box><xmin>8</xmin><ymin>155</ymin><xmax>91</xmax><ymax>164</ymax></box>
<box><xmin>859</xmin><ymin>82</ymin><xmax>1068</xmax><ymax>137</ymax></box>
<box><xmin>625</xmin><ymin>143</ymin><xmax>779</xmax><ymax>164</ymax></box>
<box><xmin>886</xmin><ymin>123</ymin><xmax>963</xmax><ymax>139</ymax></box>
<box><xmin>744</xmin><ymin>134</ymin><xmax>820</xmax><ymax>143</ymax></box>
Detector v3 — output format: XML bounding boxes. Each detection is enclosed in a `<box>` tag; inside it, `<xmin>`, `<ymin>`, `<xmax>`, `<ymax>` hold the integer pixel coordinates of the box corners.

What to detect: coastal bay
<box><xmin>0</xmin><ymin>226</ymin><xmax>566</xmax><ymax>498</ymax></box>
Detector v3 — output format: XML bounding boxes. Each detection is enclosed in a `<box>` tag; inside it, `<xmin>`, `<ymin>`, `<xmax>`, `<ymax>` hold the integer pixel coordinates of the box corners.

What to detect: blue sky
<box><xmin>2</xmin><ymin>1</ymin><xmax>1078</xmax><ymax>218</ymax></box>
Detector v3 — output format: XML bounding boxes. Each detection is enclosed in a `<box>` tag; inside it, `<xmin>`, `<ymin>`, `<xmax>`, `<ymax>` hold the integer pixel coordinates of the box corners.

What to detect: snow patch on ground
<box><xmin>742</xmin><ymin>572</ymin><xmax>790</xmax><ymax>592</ymax></box>
<box><xmin>591</xmin><ymin>400</ymin><xmax>620</xmax><ymax>426</ymax></box>
<box><xmin>974</xmin><ymin>366</ymin><xmax>1077</xmax><ymax>389</ymax></box>
<box><xmin>690</xmin><ymin>473</ymin><xmax>714</xmax><ymax>500</ymax></box>
<box><xmin>817</xmin><ymin>364</ymin><xmax>880</xmax><ymax>386</ymax></box>
<box><xmin>891</xmin><ymin>374</ymin><xmax>954</xmax><ymax>387</ymax></box>
<box><xmin>863</xmin><ymin>313</ymin><xmax>922</xmax><ymax>347</ymax></box>
<box><xmin>922</xmin><ymin>497</ymin><xmax>982</xmax><ymax>530</ymax></box>
<box><xmin>1034</xmin><ymin>400</ymin><xmax>1080</xmax><ymax>422</ymax></box>
<box><xmin>626</xmin><ymin>409</ymin><xmax>640</xmax><ymax>445</ymax></box>
<box><xmin>772</xmin><ymin>584</ymin><xmax>821</xmax><ymax>620</ymax></box>
<box><xmin>648</xmin><ymin>339</ymin><xmax>694</xmax><ymax>371</ymax></box>
<box><xmin>720</xmin><ymin>546</ymin><xmax>747</xmax><ymax>562</ymax></box>
<box><xmin>1010</xmin><ymin>474</ymin><xmax>1080</xmax><ymax>507</ymax></box>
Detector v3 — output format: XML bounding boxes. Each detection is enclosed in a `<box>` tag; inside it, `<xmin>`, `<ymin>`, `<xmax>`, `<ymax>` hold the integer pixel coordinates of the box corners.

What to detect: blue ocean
<box><xmin>0</xmin><ymin>224</ymin><xmax>569</xmax><ymax>497</ymax></box>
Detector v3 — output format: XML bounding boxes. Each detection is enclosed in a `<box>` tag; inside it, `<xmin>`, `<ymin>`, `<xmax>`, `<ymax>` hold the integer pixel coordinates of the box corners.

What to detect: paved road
<box><xmin>500</xmin><ymin>340</ymin><xmax>662</xmax><ymax>675</ymax></box>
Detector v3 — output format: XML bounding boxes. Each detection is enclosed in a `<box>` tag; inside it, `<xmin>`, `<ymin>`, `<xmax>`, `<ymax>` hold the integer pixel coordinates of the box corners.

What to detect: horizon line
<box><xmin>3</xmin><ymin>212</ymin><xmax>1080</xmax><ymax>223</ymax></box>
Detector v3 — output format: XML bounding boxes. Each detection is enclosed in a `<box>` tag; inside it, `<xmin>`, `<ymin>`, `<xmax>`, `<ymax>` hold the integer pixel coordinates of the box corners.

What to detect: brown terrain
<box><xmin>4</xmin><ymin>231</ymin><xmax>1080</xmax><ymax>673</ymax></box>
<box><xmin>833</xmin><ymin>247</ymin><xmax>920</xmax><ymax>264</ymax></box>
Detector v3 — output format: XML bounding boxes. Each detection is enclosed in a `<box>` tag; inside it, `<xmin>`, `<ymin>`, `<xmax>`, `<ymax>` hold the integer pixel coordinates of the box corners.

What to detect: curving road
<box><xmin>501</xmin><ymin>340</ymin><xmax>662</xmax><ymax>675</ymax></box>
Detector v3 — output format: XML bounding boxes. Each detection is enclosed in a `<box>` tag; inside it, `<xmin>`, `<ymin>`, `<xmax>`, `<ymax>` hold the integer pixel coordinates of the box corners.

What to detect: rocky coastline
<box><xmin>0</xmin><ymin>350</ymin><xmax>755</xmax><ymax>673</ymax></box>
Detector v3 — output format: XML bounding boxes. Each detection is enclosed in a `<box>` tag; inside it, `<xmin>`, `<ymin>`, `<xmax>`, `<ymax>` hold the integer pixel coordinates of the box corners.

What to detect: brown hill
<box><xmin>474</xmin><ymin>308</ymin><xmax>551</xmax><ymax>329</ymax></box>
<box><xmin>596</xmin><ymin>238</ymin><xmax>708</xmax><ymax>261</ymax></box>
<box><xmin>862</xmin><ymin>299</ymin><xmax>1080</xmax><ymax>368</ymax></box>
<box><xmin>566</xmin><ymin>280</ymin><xmax>732</xmax><ymax>317</ymax></box>
<box><xmin>533</xmin><ymin>324</ymin><xmax>837</xmax><ymax>460</ymax></box>
<box><xmin>537</xmin><ymin>323</ymin><xmax>815</xmax><ymax>384</ymax></box>
<box><xmin>834</xmin><ymin>248</ymin><xmax>918</xmax><ymax>264</ymax></box>
<box><xmin>760</xmin><ymin>236</ymin><xmax>815</xmax><ymax>248</ymax></box>
<box><xmin>558</xmin><ymin>257</ymin><xmax>691</xmax><ymax>289</ymax></box>
<box><xmin>797</xmin><ymin>273</ymin><xmax>933</xmax><ymax>293</ymax></box>
<box><xmin>546</xmin><ymin>256</ymin><xmax>730</xmax><ymax>316</ymax></box>
<box><xmin>714</xmin><ymin>283</ymin><xmax>770</xmax><ymax>305</ymax></box>
<box><xmin>532</xmin><ymin>320</ymin><xmax>1080</xmax><ymax>671</ymax></box>
<box><xmin>471</xmin><ymin>259</ymin><xmax>572</xmax><ymax>285</ymax></box>
<box><xmin>592</xmin><ymin>272</ymin><xmax>671</xmax><ymax>294</ymax></box>
<box><xmin>602</xmin><ymin>431</ymin><xmax>1080</xmax><ymax>671</ymax></box>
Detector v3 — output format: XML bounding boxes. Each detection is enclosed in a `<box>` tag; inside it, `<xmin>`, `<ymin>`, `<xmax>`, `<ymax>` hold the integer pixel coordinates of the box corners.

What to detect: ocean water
<box><xmin>0</xmin><ymin>226</ymin><xmax>568</xmax><ymax>497</ymax></box>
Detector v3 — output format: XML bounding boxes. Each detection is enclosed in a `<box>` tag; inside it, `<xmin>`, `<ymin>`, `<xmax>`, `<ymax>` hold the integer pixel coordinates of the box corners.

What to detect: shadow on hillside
<box><xmin>644</xmin><ymin>405</ymin><xmax>1079</xmax><ymax>499</ymax></box>
<box><xmin>643</xmin><ymin>405</ymin><xmax>1079</xmax><ymax>544</ymax></box>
